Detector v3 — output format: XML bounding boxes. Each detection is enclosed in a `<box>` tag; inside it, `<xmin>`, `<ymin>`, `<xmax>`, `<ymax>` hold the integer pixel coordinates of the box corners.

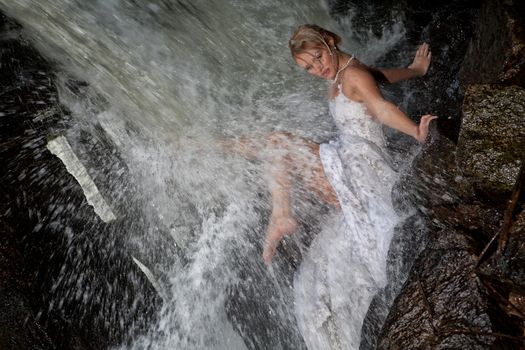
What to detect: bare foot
<box><xmin>408</xmin><ymin>43</ymin><xmax>431</xmax><ymax>76</ymax></box>
<box><xmin>263</xmin><ymin>215</ymin><xmax>298</xmax><ymax>264</ymax></box>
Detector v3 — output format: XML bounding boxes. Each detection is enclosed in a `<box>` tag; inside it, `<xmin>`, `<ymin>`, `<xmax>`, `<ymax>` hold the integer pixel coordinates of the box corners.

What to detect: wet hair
<box><xmin>288</xmin><ymin>24</ymin><xmax>342</xmax><ymax>59</ymax></box>
<box><xmin>289</xmin><ymin>24</ymin><xmax>389</xmax><ymax>84</ymax></box>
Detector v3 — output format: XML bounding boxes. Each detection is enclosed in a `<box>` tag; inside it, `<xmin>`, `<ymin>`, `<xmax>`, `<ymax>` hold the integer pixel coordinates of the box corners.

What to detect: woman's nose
<box><xmin>312</xmin><ymin>60</ymin><xmax>324</xmax><ymax>74</ymax></box>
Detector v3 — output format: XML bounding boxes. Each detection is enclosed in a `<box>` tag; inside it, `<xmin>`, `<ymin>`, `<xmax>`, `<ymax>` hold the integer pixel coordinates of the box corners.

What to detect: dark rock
<box><xmin>330</xmin><ymin>0</ymin><xmax>481</xmax><ymax>141</ymax></box>
<box><xmin>378</xmin><ymin>128</ymin><xmax>524</xmax><ymax>348</ymax></box>
<box><xmin>360</xmin><ymin>214</ymin><xmax>428</xmax><ymax>350</ymax></box>
<box><xmin>394</xmin><ymin>128</ymin><xmax>475</xmax><ymax>213</ymax></box>
<box><xmin>377</xmin><ymin>228</ymin><xmax>495</xmax><ymax>349</ymax></box>
<box><xmin>0</xmin><ymin>287</ymin><xmax>56</xmax><ymax>350</ymax></box>
<box><xmin>480</xmin><ymin>210</ymin><xmax>525</xmax><ymax>292</ymax></box>
<box><xmin>0</xmin><ymin>11</ymin><xmax>162</xmax><ymax>349</ymax></box>
<box><xmin>474</xmin><ymin>210</ymin><xmax>525</xmax><ymax>349</ymax></box>
<box><xmin>459</xmin><ymin>0</ymin><xmax>525</xmax><ymax>87</ymax></box>
<box><xmin>401</xmin><ymin>0</ymin><xmax>481</xmax><ymax>141</ymax></box>
<box><xmin>457</xmin><ymin>84</ymin><xmax>525</xmax><ymax>203</ymax></box>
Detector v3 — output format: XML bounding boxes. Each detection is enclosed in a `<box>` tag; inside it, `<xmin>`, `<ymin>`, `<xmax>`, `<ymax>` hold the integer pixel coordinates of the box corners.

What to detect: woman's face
<box><xmin>294</xmin><ymin>47</ymin><xmax>336</xmax><ymax>80</ymax></box>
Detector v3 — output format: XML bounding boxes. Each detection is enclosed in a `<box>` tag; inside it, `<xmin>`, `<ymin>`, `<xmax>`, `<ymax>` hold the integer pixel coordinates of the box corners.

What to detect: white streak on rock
<box><xmin>131</xmin><ymin>255</ymin><xmax>167</xmax><ymax>301</ymax></box>
<box><xmin>47</xmin><ymin>136</ymin><xmax>116</xmax><ymax>223</ymax></box>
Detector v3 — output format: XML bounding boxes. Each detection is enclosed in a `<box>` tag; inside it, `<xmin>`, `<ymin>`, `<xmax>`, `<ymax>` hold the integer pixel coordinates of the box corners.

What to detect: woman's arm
<box><xmin>375</xmin><ymin>43</ymin><xmax>432</xmax><ymax>84</ymax></box>
<box><xmin>341</xmin><ymin>67</ymin><xmax>436</xmax><ymax>143</ymax></box>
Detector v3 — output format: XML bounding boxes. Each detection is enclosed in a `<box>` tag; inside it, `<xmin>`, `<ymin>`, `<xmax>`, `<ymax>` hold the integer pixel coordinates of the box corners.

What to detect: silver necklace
<box><xmin>331</xmin><ymin>56</ymin><xmax>354</xmax><ymax>84</ymax></box>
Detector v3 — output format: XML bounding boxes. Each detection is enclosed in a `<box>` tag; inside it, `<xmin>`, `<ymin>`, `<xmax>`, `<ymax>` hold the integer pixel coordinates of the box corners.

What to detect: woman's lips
<box><xmin>323</xmin><ymin>68</ymin><xmax>331</xmax><ymax>78</ymax></box>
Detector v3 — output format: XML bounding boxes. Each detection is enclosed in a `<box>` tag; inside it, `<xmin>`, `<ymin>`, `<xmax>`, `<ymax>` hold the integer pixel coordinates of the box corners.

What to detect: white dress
<box><xmin>294</xmin><ymin>89</ymin><xmax>399</xmax><ymax>350</ymax></box>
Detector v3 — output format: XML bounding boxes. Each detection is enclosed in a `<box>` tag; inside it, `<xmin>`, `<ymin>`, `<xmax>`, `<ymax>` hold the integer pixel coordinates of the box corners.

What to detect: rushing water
<box><xmin>0</xmin><ymin>0</ymin><xmax>413</xmax><ymax>349</ymax></box>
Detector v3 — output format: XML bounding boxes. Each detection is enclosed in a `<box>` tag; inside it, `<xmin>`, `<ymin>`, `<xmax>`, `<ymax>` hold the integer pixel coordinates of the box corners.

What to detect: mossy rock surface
<box><xmin>457</xmin><ymin>84</ymin><xmax>525</xmax><ymax>201</ymax></box>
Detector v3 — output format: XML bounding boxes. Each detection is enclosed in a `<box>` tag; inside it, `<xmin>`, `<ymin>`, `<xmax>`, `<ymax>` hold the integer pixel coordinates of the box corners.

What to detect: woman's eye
<box><xmin>315</xmin><ymin>52</ymin><xmax>321</xmax><ymax>59</ymax></box>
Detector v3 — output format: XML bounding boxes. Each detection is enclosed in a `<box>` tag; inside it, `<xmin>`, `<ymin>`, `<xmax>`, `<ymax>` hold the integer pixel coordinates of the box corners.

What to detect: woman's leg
<box><xmin>217</xmin><ymin>132</ymin><xmax>339</xmax><ymax>263</ymax></box>
<box><xmin>261</xmin><ymin>132</ymin><xmax>338</xmax><ymax>264</ymax></box>
<box><xmin>263</xmin><ymin>161</ymin><xmax>298</xmax><ymax>264</ymax></box>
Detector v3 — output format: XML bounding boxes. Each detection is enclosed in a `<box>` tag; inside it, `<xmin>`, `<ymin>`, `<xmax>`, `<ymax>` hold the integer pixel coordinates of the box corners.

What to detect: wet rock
<box><xmin>474</xmin><ymin>210</ymin><xmax>525</xmax><ymax>347</ymax></box>
<box><xmin>0</xmin><ymin>287</ymin><xmax>56</xmax><ymax>350</ymax></box>
<box><xmin>328</xmin><ymin>1</ymin><xmax>525</xmax><ymax>348</ymax></box>
<box><xmin>459</xmin><ymin>0</ymin><xmax>525</xmax><ymax>87</ymax></box>
<box><xmin>363</xmin><ymin>128</ymin><xmax>502</xmax><ymax>349</ymax></box>
<box><xmin>393</xmin><ymin>128</ymin><xmax>475</xmax><ymax>213</ymax></box>
<box><xmin>480</xmin><ymin>210</ymin><xmax>525</xmax><ymax>292</ymax></box>
<box><xmin>0</xmin><ymin>11</ymin><xmax>162</xmax><ymax>349</ymax></box>
<box><xmin>330</xmin><ymin>0</ymin><xmax>481</xmax><ymax>141</ymax></box>
<box><xmin>377</xmin><ymin>122</ymin><xmax>525</xmax><ymax>348</ymax></box>
<box><xmin>457</xmin><ymin>84</ymin><xmax>525</xmax><ymax>202</ymax></box>
<box><xmin>401</xmin><ymin>0</ymin><xmax>481</xmax><ymax>141</ymax></box>
<box><xmin>360</xmin><ymin>214</ymin><xmax>428</xmax><ymax>350</ymax></box>
<box><xmin>378</xmin><ymin>133</ymin><xmax>496</xmax><ymax>349</ymax></box>
<box><xmin>377</xmin><ymin>228</ymin><xmax>495</xmax><ymax>349</ymax></box>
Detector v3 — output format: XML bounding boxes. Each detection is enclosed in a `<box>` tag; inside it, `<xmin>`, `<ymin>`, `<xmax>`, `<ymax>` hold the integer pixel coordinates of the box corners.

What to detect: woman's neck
<box><xmin>331</xmin><ymin>53</ymin><xmax>354</xmax><ymax>84</ymax></box>
<box><xmin>335</xmin><ymin>52</ymin><xmax>352</xmax><ymax>70</ymax></box>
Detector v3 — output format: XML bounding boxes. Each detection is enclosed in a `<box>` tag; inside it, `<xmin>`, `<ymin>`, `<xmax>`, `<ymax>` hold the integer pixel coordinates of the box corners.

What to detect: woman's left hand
<box><xmin>416</xmin><ymin>114</ymin><xmax>438</xmax><ymax>143</ymax></box>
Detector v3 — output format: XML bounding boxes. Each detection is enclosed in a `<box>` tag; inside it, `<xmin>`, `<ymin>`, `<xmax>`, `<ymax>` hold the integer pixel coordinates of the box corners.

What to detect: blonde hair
<box><xmin>288</xmin><ymin>24</ymin><xmax>342</xmax><ymax>58</ymax></box>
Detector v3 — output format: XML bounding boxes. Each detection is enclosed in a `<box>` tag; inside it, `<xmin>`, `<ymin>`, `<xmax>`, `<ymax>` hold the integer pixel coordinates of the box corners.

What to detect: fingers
<box><xmin>417</xmin><ymin>43</ymin><xmax>431</xmax><ymax>58</ymax></box>
<box><xmin>421</xmin><ymin>114</ymin><xmax>438</xmax><ymax>123</ymax></box>
<box><xmin>416</xmin><ymin>43</ymin><xmax>424</xmax><ymax>56</ymax></box>
<box><xmin>410</xmin><ymin>43</ymin><xmax>432</xmax><ymax>76</ymax></box>
<box><xmin>416</xmin><ymin>115</ymin><xmax>438</xmax><ymax>143</ymax></box>
<box><xmin>422</xmin><ymin>43</ymin><xmax>429</xmax><ymax>57</ymax></box>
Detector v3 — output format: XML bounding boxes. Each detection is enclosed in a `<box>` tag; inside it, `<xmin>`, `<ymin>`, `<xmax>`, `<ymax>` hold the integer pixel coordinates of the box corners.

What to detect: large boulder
<box><xmin>377</xmin><ymin>228</ymin><xmax>494</xmax><ymax>349</ymax></box>
<box><xmin>377</xmin><ymin>134</ymin><xmax>497</xmax><ymax>349</ymax></box>
<box><xmin>457</xmin><ymin>84</ymin><xmax>525</xmax><ymax>202</ymax></box>
<box><xmin>459</xmin><ymin>0</ymin><xmax>525</xmax><ymax>87</ymax></box>
<box><xmin>378</xmin><ymin>127</ymin><xmax>524</xmax><ymax>348</ymax></box>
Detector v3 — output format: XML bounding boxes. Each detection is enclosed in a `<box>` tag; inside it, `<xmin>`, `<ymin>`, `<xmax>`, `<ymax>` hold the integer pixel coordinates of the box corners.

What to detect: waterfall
<box><xmin>0</xmin><ymin>1</ymin><xmax>409</xmax><ymax>349</ymax></box>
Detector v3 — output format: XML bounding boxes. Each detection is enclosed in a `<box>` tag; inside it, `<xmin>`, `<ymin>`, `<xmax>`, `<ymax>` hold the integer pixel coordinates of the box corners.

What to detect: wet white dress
<box><xmin>294</xmin><ymin>89</ymin><xmax>399</xmax><ymax>350</ymax></box>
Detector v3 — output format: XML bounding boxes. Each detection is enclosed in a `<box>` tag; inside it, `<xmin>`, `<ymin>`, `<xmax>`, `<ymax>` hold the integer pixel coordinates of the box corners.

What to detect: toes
<box><xmin>263</xmin><ymin>245</ymin><xmax>276</xmax><ymax>264</ymax></box>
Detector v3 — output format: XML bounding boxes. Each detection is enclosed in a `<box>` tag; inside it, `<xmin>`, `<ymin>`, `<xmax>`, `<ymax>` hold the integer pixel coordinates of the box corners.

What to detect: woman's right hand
<box><xmin>415</xmin><ymin>114</ymin><xmax>438</xmax><ymax>143</ymax></box>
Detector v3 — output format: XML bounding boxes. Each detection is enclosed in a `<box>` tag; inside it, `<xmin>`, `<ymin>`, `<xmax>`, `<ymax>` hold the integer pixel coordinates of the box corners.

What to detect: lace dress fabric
<box><xmin>294</xmin><ymin>90</ymin><xmax>399</xmax><ymax>350</ymax></box>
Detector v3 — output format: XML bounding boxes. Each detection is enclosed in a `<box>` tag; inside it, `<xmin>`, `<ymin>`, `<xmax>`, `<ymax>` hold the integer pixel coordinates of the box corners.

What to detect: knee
<box><xmin>266</xmin><ymin>131</ymin><xmax>294</xmax><ymax>146</ymax></box>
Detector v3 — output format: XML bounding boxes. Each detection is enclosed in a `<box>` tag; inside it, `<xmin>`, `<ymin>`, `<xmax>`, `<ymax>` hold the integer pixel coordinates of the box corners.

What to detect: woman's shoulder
<box><xmin>338</xmin><ymin>66</ymin><xmax>366</xmax><ymax>100</ymax></box>
<box><xmin>341</xmin><ymin>63</ymin><xmax>375</xmax><ymax>85</ymax></box>
<box><xmin>340</xmin><ymin>64</ymin><xmax>380</xmax><ymax>100</ymax></box>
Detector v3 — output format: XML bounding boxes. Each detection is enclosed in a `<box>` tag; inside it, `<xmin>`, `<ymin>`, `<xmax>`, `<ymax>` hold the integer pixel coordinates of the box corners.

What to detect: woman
<box><xmin>262</xmin><ymin>24</ymin><xmax>435</xmax><ymax>265</ymax></box>
<box><xmin>258</xmin><ymin>24</ymin><xmax>436</xmax><ymax>349</ymax></box>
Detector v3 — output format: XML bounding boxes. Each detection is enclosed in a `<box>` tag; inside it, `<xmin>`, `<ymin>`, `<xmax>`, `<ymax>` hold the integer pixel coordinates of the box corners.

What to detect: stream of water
<box><xmin>0</xmin><ymin>1</ymin><xmax>412</xmax><ymax>348</ymax></box>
